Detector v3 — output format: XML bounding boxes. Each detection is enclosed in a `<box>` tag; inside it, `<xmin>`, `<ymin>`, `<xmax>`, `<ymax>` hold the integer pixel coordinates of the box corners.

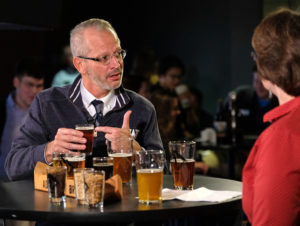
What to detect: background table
<box><xmin>0</xmin><ymin>175</ymin><xmax>242</xmax><ymax>225</ymax></box>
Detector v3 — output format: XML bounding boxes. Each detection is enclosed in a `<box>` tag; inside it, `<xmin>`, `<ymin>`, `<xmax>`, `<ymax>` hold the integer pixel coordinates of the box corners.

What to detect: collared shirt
<box><xmin>243</xmin><ymin>96</ymin><xmax>300</xmax><ymax>226</ymax></box>
<box><xmin>0</xmin><ymin>93</ymin><xmax>28</xmax><ymax>180</ymax></box>
<box><xmin>80</xmin><ymin>81</ymin><xmax>117</xmax><ymax>117</ymax></box>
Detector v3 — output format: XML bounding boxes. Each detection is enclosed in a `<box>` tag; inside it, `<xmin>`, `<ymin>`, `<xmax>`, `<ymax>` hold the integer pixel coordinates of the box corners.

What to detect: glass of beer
<box><xmin>93</xmin><ymin>157</ymin><xmax>113</xmax><ymax>180</ymax></box>
<box><xmin>52</xmin><ymin>152</ymin><xmax>85</xmax><ymax>179</ymax></box>
<box><xmin>169</xmin><ymin>141</ymin><xmax>196</xmax><ymax>190</ymax></box>
<box><xmin>47</xmin><ymin>166</ymin><xmax>67</xmax><ymax>205</ymax></box>
<box><xmin>135</xmin><ymin>149</ymin><xmax>164</xmax><ymax>204</ymax></box>
<box><xmin>75</xmin><ymin>124</ymin><xmax>95</xmax><ymax>155</ymax></box>
<box><xmin>107</xmin><ymin>137</ymin><xmax>133</xmax><ymax>184</ymax></box>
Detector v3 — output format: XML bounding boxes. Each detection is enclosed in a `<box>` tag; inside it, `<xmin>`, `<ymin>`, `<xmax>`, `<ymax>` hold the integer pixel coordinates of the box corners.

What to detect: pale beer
<box><xmin>170</xmin><ymin>158</ymin><xmax>195</xmax><ymax>190</ymax></box>
<box><xmin>137</xmin><ymin>169</ymin><xmax>163</xmax><ymax>203</ymax></box>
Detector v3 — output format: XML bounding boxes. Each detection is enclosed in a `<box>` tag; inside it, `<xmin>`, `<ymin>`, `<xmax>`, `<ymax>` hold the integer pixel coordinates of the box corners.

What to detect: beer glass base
<box><xmin>77</xmin><ymin>199</ymin><xmax>88</xmax><ymax>205</ymax></box>
<box><xmin>50</xmin><ymin>196</ymin><xmax>65</xmax><ymax>205</ymax></box>
<box><xmin>174</xmin><ymin>185</ymin><xmax>193</xmax><ymax>190</ymax></box>
<box><xmin>138</xmin><ymin>199</ymin><xmax>162</xmax><ymax>204</ymax></box>
<box><xmin>88</xmin><ymin>202</ymin><xmax>103</xmax><ymax>209</ymax></box>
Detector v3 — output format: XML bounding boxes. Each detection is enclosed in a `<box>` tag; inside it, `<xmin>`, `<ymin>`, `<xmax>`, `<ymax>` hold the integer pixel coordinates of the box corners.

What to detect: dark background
<box><xmin>0</xmin><ymin>0</ymin><xmax>293</xmax><ymax>114</ymax></box>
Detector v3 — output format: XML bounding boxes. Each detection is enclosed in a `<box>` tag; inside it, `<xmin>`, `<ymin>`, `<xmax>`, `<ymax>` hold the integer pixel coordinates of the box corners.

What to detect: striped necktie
<box><xmin>91</xmin><ymin>100</ymin><xmax>103</xmax><ymax>126</ymax></box>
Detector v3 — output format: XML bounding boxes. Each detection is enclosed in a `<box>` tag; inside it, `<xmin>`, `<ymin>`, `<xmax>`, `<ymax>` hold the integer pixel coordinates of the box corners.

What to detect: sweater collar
<box><xmin>68</xmin><ymin>74</ymin><xmax>130</xmax><ymax>110</ymax></box>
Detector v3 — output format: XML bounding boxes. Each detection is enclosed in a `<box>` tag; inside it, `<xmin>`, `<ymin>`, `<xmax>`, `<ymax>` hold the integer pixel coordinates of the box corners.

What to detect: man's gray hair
<box><xmin>70</xmin><ymin>18</ymin><xmax>120</xmax><ymax>57</ymax></box>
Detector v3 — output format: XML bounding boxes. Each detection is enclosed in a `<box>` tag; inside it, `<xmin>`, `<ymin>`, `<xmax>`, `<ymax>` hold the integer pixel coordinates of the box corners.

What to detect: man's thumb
<box><xmin>122</xmin><ymin>110</ymin><xmax>132</xmax><ymax>129</ymax></box>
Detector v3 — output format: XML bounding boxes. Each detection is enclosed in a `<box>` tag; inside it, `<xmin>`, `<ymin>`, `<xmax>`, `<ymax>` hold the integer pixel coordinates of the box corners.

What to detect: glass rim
<box><xmin>75</xmin><ymin>124</ymin><xmax>95</xmax><ymax>129</ymax></box>
<box><xmin>106</xmin><ymin>136</ymin><xmax>134</xmax><ymax>142</ymax></box>
<box><xmin>47</xmin><ymin>166</ymin><xmax>67</xmax><ymax>170</ymax></box>
<box><xmin>168</xmin><ymin>140</ymin><xmax>196</xmax><ymax>145</ymax></box>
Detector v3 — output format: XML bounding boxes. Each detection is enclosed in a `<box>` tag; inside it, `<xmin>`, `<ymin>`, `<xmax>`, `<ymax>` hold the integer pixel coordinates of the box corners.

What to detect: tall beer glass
<box><xmin>169</xmin><ymin>141</ymin><xmax>196</xmax><ymax>190</ymax></box>
<box><xmin>135</xmin><ymin>149</ymin><xmax>164</xmax><ymax>204</ymax></box>
<box><xmin>107</xmin><ymin>137</ymin><xmax>133</xmax><ymax>184</ymax></box>
<box><xmin>75</xmin><ymin>124</ymin><xmax>94</xmax><ymax>155</ymax></box>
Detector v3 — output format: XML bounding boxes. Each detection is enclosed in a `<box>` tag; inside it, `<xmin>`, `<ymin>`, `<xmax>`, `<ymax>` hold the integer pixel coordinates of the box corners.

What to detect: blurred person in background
<box><xmin>150</xmin><ymin>92</ymin><xmax>209</xmax><ymax>174</ymax></box>
<box><xmin>51</xmin><ymin>44</ymin><xmax>79</xmax><ymax>87</ymax></box>
<box><xmin>151</xmin><ymin>55</ymin><xmax>184</xmax><ymax>93</ymax></box>
<box><xmin>224</xmin><ymin>64</ymin><xmax>278</xmax><ymax>141</ymax></box>
<box><xmin>0</xmin><ymin>58</ymin><xmax>45</xmax><ymax>181</ymax></box>
<box><xmin>243</xmin><ymin>8</ymin><xmax>300</xmax><ymax>225</ymax></box>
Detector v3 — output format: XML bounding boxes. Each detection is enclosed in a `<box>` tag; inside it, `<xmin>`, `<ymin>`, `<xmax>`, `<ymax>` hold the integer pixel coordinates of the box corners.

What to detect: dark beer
<box><xmin>170</xmin><ymin>159</ymin><xmax>195</xmax><ymax>190</ymax></box>
<box><xmin>53</xmin><ymin>153</ymin><xmax>85</xmax><ymax>179</ymax></box>
<box><xmin>93</xmin><ymin>163</ymin><xmax>113</xmax><ymax>180</ymax></box>
<box><xmin>75</xmin><ymin>124</ymin><xmax>94</xmax><ymax>155</ymax></box>
<box><xmin>47</xmin><ymin>166</ymin><xmax>67</xmax><ymax>203</ymax></box>
<box><xmin>93</xmin><ymin>157</ymin><xmax>113</xmax><ymax>180</ymax></box>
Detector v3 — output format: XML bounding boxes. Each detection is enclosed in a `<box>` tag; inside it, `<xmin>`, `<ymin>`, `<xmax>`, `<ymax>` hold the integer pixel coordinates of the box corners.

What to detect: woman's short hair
<box><xmin>252</xmin><ymin>8</ymin><xmax>300</xmax><ymax>96</ymax></box>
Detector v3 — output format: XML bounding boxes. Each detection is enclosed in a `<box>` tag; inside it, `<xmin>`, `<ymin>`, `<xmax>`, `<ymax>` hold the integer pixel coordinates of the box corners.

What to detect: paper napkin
<box><xmin>162</xmin><ymin>187</ymin><xmax>242</xmax><ymax>202</ymax></box>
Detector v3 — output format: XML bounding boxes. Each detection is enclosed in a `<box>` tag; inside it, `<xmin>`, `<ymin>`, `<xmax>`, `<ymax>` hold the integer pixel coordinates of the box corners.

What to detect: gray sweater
<box><xmin>5</xmin><ymin>75</ymin><xmax>163</xmax><ymax>180</ymax></box>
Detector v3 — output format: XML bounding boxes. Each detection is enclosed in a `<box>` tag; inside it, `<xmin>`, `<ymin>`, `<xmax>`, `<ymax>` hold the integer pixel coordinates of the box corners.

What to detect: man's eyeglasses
<box><xmin>77</xmin><ymin>49</ymin><xmax>127</xmax><ymax>65</ymax></box>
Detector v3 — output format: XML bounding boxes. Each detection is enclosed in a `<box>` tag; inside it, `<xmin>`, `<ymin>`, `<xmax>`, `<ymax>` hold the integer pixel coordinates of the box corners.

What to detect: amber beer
<box><xmin>109</xmin><ymin>153</ymin><xmax>132</xmax><ymax>183</ymax></box>
<box><xmin>75</xmin><ymin>124</ymin><xmax>94</xmax><ymax>155</ymax></box>
<box><xmin>137</xmin><ymin>169</ymin><xmax>163</xmax><ymax>203</ymax></box>
<box><xmin>171</xmin><ymin>158</ymin><xmax>195</xmax><ymax>190</ymax></box>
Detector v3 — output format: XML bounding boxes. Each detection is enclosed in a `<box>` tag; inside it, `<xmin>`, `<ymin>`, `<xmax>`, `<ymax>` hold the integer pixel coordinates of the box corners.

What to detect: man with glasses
<box><xmin>5</xmin><ymin>18</ymin><xmax>163</xmax><ymax>180</ymax></box>
<box><xmin>0</xmin><ymin>58</ymin><xmax>44</xmax><ymax>181</ymax></box>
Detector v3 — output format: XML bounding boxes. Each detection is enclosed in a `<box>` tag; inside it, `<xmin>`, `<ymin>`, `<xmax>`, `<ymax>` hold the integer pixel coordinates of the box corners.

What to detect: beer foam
<box><xmin>93</xmin><ymin>163</ymin><xmax>113</xmax><ymax>167</ymax></box>
<box><xmin>108</xmin><ymin>153</ymin><xmax>132</xmax><ymax>157</ymax></box>
<box><xmin>137</xmin><ymin>169</ymin><xmax>163</xmax><ymax>174</ymax></box>
<box><xmin>64</xmin><ymin>156</ymin><xmax>85</xmax><ymax>162</ymax></box>
<box><xmin>170</xmin><ymin>158</ymin><xmax>195</xmax><ymax>163</ymax></box>
<box><xmin>76</xmin><ymin>126</ymin><xmax>94</xmax><ymax>130</ymax></box>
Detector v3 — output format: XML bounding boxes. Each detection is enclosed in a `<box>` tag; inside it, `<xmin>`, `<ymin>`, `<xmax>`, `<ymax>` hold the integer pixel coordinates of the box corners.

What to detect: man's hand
<box><xmin>45</xmin><ymin>128</ymin><xmax>87</xmax><ymax>163</ymax></box>
<box><xmin>95</xmin><ymin>110</ymin><xmax>141</xmax><ymax>152</ymax></box>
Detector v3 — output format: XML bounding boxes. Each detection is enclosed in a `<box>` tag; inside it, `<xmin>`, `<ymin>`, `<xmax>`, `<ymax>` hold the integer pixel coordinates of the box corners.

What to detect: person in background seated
<box><xmin>188</xmin><ymin>87</ymin><xmax>213</xmax><ymax>135</ymax></box>
<box><xmin>151</xmin><ymin>55</ymin><xmax>184</xmax><ymax>93</ymax></box>
<box><xmin>225</xmin><ymin>64</ymin><xmax>278</xmax><ymax>140</ymax></box>
<box><xmin>0</xmin><ymin>58</ymin><xmax>45</xmax><ymax>181</ymax></box>
<box><xmin>150</xmin><ymin>92</ymin><xmax>208</xmax><ymax>174</ymax></box>
<box><xmin>51</xmin><ymin>45</ymin><xmax>79</xmax><ymax>87</ymax></box>
<box><xmin>243</xmin><ymin>8</ymin><xmax>300</xmax><ymax>225</ymax></box>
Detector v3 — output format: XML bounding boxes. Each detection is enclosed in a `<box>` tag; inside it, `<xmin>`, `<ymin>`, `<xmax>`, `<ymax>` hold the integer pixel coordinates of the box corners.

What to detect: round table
<box><xmin>0</xmin><ymin>175</ymin><xmax>242</xmax><ymax>224</ymax></box>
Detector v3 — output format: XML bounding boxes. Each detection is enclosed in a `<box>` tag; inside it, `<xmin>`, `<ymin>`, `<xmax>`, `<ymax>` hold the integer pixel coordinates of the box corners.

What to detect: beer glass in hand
<box><xmin>135</xmin><ymin>149</ymin><xmax>164</xmax><ymax>204</ymax></box>
<box><xmin>75</xmin><ymin>124</ymin><xmax>94</xmax><ymax>155</ymax></box>
<box><xmin>169</xmin><ymin>141</ymin><xmax>196</xmax><ymax>190</ymax></box>
<box><xmin>107</xmin><ymin>137</ymin><xmax>133</xmax><ymax>184</ymax></box>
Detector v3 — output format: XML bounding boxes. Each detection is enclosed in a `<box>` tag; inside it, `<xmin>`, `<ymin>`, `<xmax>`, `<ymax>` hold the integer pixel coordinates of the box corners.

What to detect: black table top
<box><xmin>0</xmin><ymin>175</ymin><xmax>242</xmax><ymax>223</ymax></box>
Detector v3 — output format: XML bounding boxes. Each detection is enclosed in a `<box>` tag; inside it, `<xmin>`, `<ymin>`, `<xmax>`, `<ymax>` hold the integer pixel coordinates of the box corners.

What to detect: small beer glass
<box><xmin>169</xmin><ymin>141</ymin><xmax>196</xmax><ymax>190</ymax></box>
<box><xmin>93</xmin><ymin>157</ymin><xmax>113</xmax><ymax>180</ymax></box>
<box><xmin>84</xmin><ymin>169</ymin><xmax>105</xmax><ymax>209</ymax></box>
<box><xmin>107</xmin><ymin>137</ymin><xmax>133</xmax><ymax>184</ymax></box>
<box><xmin>46</xmin><ymin>166</ymin><xmax>67</xmax><ymax>205</ymax></box>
